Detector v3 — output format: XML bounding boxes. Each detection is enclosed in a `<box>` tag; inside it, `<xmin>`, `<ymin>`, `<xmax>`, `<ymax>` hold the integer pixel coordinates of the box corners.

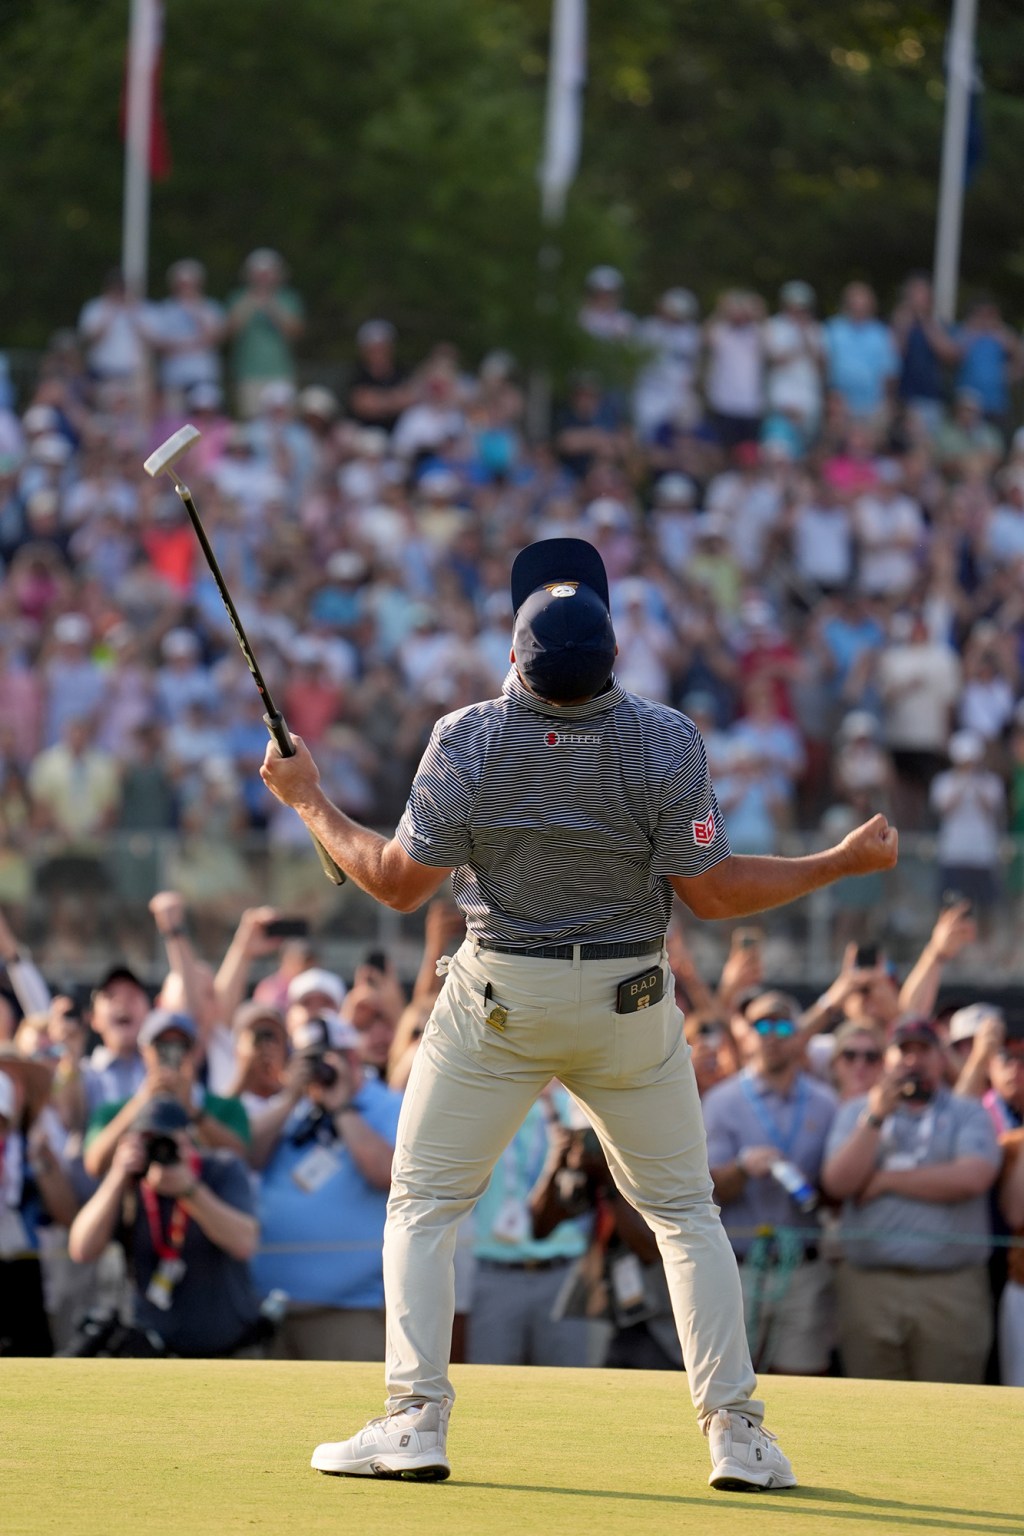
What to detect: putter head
<box><xmin>144</xmin><ymin>423</ymin><xmax>202</xmax><ymax>479</ymax></box>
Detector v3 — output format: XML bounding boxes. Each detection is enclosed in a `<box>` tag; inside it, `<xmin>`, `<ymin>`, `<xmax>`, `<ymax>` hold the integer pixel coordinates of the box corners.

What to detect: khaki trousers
<box><xmin>383</xmin><ymin>940</ymin><xmax>761</xmax><ymax>1426</ymax></box>
<box><xmin>836</xmin><ymin>1261</ymin><xmax>992</xmax><ymax>1382</ymax></box>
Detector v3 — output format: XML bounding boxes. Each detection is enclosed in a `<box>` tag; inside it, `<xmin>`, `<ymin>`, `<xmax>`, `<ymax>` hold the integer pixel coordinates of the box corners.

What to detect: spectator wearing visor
<box><xmin>822</xmin><ymin>1016</ymin><xmax>1000</xmax><ymax>1383</ymax></box>
<box><xmin>702</xmin><ymin>990</ymin><xmax>838</xmax><ymax>1375</ymax></box>
<box><xmin>67</xmin><ymin>1094</ymin><xmax>261</xmax><ymax>1357</ymax></box>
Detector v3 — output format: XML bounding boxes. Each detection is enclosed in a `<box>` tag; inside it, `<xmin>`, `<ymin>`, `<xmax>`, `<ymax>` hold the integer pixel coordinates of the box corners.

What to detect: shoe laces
<box><xmin>740</xmin><ymin>1415</ymin><xmax>778</xmax><ymax>1446</ymax></box>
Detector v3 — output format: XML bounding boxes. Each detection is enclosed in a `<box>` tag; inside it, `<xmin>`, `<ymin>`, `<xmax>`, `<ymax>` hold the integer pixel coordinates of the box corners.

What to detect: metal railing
<box><xmin>3</xmin><ymin>829</ymin><xmax>1021</xmax><ymax>992</ymax></box>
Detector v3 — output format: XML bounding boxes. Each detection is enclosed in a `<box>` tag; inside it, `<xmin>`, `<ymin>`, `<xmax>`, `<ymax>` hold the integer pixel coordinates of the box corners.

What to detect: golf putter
<box><xmin>144</xmin><ymin>424</ymin><xmax>346</xmax><ymax>886</ymax></box>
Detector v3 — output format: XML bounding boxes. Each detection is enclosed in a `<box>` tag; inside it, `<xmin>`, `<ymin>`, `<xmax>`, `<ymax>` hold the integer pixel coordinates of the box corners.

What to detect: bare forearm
<box><xmin>69</xmin><ymin>1172</ymin><xmax>128</xmax><ymax>1262</ymax></box>
<box><xmin>166</xmin><ymin>939</ymin><xmax>220</xmax><ymax>1040</ymax></box>
<box><xmin>821</xmin><ymin>1127</ymin><xmax>882</xmax><ymax>1200</ymax></box>
<box><xmin>954</xmin><ymin>1053</ymin><xmax>995</xmax><ymax>1099</ymax></box>
<box><xmin>878</xmin><ymin>1159</ymin><xmax>996</xmax><ymax>1203</ymax></box>
<box><xmin>214</xmin><ymin>932</ymin><xmax>254</xmax><ymax>1023</ymax></box>
<box><xmin>528</xmin><ymin>1163</ymin><xmax>570</xmax><ymax>1239</ymax></box>
<box><xmin>676</xmin><ymin>846</ymin><xmax>853</xmax><ymax>921</ymax></box>
<box><xmin>289</xmin><ymin>791</ymin><xmax>418</xmax><ymax>910</ymax></box>
<box><xmin>709</xmin><ymin>1162</ymin><xmax>747</xmax><ymax>1205</ymax></box>
<box><xmin>334</xmin><ymin>1110</ymin><xmax>393</xmax><ymax>1189</ymax></box>
<box><xmin>84</xmin><ymin>1101</ymin><xmax>144</xmax><ymax>1179</ymax></box>
<box><xmin>181</xmin><ymin>1182</ymin><xmax>258</xmax><ymax>1261</ymax></box>
<box><xmin>32</xmin><ymin>1157</ymin><xmax>80</xmax><ymax>1227</ymax></box>
<box><xmin>193</xmin><ymin>1111</ymin><xmax>247</xmax><ymax>1160</ymax></box>
<box><xmin>898</xmin><ymin>942</ymin><xmax>943</xmax><ymax>1018</ymax></box>
<box><xmin>246</xmin><ymin>1097</ymin><xmax>300</xmax><ymax>1169</ymax></box>
<box><xmin>1001</xmin><ymin>1156</ymin><xmax>1024</xmax><ymax>1230</ymax></box>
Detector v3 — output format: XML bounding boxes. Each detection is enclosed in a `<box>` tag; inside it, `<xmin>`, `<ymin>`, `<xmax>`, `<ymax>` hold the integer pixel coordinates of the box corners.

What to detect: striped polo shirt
<box><xmin>396</xmin><ymin>668</ymin><xmax>730</xmax><ymax>947</ymax></box>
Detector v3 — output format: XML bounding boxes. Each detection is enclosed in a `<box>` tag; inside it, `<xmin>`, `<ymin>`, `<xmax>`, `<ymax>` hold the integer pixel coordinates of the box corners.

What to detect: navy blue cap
<box><xmin>510</xmin><ymin>539</ymin><xmax>616</xmax><ymax>703</ymax></box>
<box><xmin>889</xmin><ymin>1016</ymin><xmax>940</xmax><ymax>1048</ymax></box>
<box><xmin>131</xmin><ymin>1094</ymin><xmax>191</xmax><ymax>1136</ymax></box>
<box><xmin>511</xmin><ymin>537</ymin><xmax>610</xmax><ymax>612</ymax></box>
<box><xmin>138</xmin><ymin>1009</ymin><xmax>197</xmax><ymax>1049</ymax></box>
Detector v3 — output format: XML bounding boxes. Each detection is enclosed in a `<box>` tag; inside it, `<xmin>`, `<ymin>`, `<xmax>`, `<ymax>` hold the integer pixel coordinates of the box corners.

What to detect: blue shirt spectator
<box><xmin>826</xmin><ymin>283</ymin><xmax>899</xmax><ymax>418</ymax></box>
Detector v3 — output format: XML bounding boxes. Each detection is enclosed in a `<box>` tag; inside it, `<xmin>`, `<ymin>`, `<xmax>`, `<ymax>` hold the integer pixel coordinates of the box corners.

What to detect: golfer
<box><xmin>260</xmin><ymin>537</ymin><xmax>898</xmax><ymax>1491</ymax></box>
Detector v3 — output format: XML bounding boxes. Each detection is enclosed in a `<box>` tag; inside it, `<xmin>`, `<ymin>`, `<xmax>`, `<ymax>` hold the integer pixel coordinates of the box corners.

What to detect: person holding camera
<box><xmin>251</xmin><ymin>1013</ymin><xmax>401</xmax><ymax>1361</ymax></box>
<box><xmin>68</xmin><ymin>1094</ymin><xmax>261</xmax><ymax>1356</ymax></box>
<box><xmin>929</xmin><ymin>730</ymin><xmax>1005</xmax><ymax>942</ymax></box>
<box><xmin>821</xmin><ymin>1016</ymin><xmax>1000</xmax><ymax>1382</ymax></box>
<box><xmin>82</xmin><ymin>1010</ymin><xmax>249</xmax><ymax>1181</ymax></box>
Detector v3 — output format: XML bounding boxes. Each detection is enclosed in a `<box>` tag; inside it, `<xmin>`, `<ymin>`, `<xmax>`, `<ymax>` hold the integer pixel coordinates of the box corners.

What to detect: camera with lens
<box><xmin>899</xmin><ymin>1072</ymin><xmax>932</xmax><ymax>1104</ymax></box>
<box><xmin>300</xmin><ymin>1050</ymin><xmax>339</xmax><ymax>1089</ymax></box>
<box><xmin>293</xmin><ymin>1015</ymin><xmax>343</xmax><ymax>1089</ymax></box>
<box><xmin>154</xmin><ymin>1039</ymin><xmax>189</xmax><ymax>1070</ymax></box>
<box><xmin>140</xmin><ymin>1131</ymin><xmax>182</xmax><ymax>1174</ymax></box>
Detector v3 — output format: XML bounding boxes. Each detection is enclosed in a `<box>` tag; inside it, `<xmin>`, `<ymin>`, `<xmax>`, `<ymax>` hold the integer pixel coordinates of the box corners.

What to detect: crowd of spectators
<box><xmin>2</xmin><ymin>247</ymin><xmax>1024</xmax><ymax>1378</ymax></box>
<box><xmin>0</xmin><ymin>889</ymin><xmax>1021</xmax><ymax>1387</ymax></box>
<box><xmin>4</xmin><ymin>254</ymin><xmax>1024</xmax><ymax>972</ymax></box>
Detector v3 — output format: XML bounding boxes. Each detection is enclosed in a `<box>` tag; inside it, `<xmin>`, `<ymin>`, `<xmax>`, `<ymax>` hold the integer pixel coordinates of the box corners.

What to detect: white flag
<box><xmin>539</xmin><ymin>0</ymin><xmax>587</xmax><ymax>225</ymax></box>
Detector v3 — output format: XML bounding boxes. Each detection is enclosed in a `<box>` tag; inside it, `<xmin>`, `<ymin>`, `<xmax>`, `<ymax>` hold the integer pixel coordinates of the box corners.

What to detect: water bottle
<box><xmin>770</xmin><ymin>1159</ymin><xmax>819</xmax><ymax>1214</ymax></box>
<box><xmin>260</xmin><ymin>1288</ymin><xmax>289</xmax><ymax>1325</ymax></box>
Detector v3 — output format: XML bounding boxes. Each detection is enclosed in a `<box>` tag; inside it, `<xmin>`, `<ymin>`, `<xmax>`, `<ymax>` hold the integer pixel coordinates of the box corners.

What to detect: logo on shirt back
<box><xmin>544</xmin><ymin>730</ymin><xmax>603</xmax><ymax>746</ymax></box>
<box><xmin>692</xmin><ymin>811</ymin><xmax>716</xmax><ymax>845</ymax></box>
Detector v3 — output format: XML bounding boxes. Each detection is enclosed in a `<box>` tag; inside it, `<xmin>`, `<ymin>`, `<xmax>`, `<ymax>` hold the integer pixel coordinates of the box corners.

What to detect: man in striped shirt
<box><xmin>260</xmin><ymin>537</ymin><xmax>898</xmax><ymax>1492</ymax></box>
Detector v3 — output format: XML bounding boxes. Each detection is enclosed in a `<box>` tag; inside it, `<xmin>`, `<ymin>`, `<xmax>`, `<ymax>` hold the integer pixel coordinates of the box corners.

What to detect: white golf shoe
<box><xmin>311</xmin><ymin>1398</ymin><xmax>452</xmax><ymax>1481</ymax></box>
<box><xmin>706</xmin><ymin>1408</ymin><xmax>797</xmax><ymax>1492</ymax></box>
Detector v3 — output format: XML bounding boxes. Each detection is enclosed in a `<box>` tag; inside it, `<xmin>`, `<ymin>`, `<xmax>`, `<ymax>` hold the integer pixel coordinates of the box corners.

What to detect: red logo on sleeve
<box><xmin>692</xmin><ymin>812</ymin><xmax>716</xmax><ymax>845</ymax></box>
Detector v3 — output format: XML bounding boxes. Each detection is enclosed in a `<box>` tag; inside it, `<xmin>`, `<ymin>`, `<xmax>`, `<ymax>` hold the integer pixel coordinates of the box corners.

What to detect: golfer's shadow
<box><xmin>463</xmin><ymin>1480</ymin><xmax>1021</xmax><ymax>1533</ymax></box>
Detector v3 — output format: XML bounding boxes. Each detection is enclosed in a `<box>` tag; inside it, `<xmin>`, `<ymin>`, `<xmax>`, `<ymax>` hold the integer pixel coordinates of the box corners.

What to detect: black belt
<box><xmin>478</xmin><ymin>939</ymin><xmax>662</xmax><ymax>961</ymax></box>
<box><xmin>478</xmin><ymin>1256</ymin><xmax>574</xmax><ymax>1272</ymax></box>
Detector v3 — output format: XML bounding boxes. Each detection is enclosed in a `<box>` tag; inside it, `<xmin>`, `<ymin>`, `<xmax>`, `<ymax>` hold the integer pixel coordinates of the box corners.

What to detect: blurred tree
<box><xmin>1</xmin><ymin>0</ymin><xmax>1023</xmax><ymax>377</ymax></box>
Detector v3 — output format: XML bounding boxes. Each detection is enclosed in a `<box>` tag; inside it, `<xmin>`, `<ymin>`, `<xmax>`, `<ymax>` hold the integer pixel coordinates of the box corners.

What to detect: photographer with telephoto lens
<box><xmin>67</xmin><ymin>1093</ymin><xmax>261</xmax><ymax>1356</ymax></box>
<box><xmin>251</xmin><ymin>1012</ymin><xmax>402</xmax><ymax>1361</ymax></box>
<box><xmin>822</xmin><ymin>1015</ymin><xmax>1001</xmax><ymax>1382</ymax></box>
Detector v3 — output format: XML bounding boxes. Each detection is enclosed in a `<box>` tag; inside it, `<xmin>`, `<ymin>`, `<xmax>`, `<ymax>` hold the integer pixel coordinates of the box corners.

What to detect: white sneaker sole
<box><xmin>311</xmin><ymin>1446</ymin><xmax>451</xmax><ymax>1482</ymax></box>
<box><xmin>709</xmin><ymin>1457</ymin><xmax>797</xmax><ymax>1492</ymax></box>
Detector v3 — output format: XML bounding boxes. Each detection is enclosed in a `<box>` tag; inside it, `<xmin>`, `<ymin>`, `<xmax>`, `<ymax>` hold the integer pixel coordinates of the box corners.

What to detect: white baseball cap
<box><xmin>948</xmin><ymin>730</ymin><xmax>984</xmax><ymax>765</ymax></box>
<box><xmin>948</xmin><ymin>1002</ymin><xmax>1002</xmax><ymax>1045</ymax></box>
<box><xmin>292</xmin><ymin>1011</ymin><xmax>360</xmax><ymax>1053</ymax></box>
<box><xmin>586</xmin><ymin>265</ymin><xmax>623</xmax><ymax>292</ymax></box>
<box><xmin>288</xmin><ymin>967</ymin><xmax>347</xmax><ymax>1009</ymax></box>
<box><xmin>653</xmin><ymin>473</ymin><xmax>697</xmax><ymax>507</ymax></box>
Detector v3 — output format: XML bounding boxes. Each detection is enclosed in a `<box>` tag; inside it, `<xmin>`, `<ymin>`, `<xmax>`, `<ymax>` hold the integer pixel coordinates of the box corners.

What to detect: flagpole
<box><xmin>122</xmin><ymin>0</ymin><xmax>157</xmax><ymax>297</ymax></box>
<box><xmin>932</xmin><ymin>0</ymin><xmax>978</xmax><ymax>325</ymax></box>
<box><xmin>529</xmin><ymin>0</ymin><xmax>587</xmax><ymax>440</ymax></box>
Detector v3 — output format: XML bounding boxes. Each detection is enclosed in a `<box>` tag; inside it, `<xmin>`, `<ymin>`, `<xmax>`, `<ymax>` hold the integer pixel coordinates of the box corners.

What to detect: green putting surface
<box><xmin>3</xmin><ymin>1361</ymin><xmax>1022</xmax><ymax>1536</ymax></box>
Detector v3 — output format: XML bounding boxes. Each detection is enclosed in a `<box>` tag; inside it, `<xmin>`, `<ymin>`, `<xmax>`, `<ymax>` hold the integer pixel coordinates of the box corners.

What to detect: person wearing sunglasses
<box><xmin>821</xmin><ymin>1015</ymin><xmax>1000</xmax><ymax>1383</ymax></box>
<box><xmin>702</xmin><ymin>990</ymin><xmax>838</xmax><ymax>1376</ymax></box>
<box><xmin>830</xmin><ymin>1020</ymin><xmax>886</xmax><ymax>1102</ymax></box>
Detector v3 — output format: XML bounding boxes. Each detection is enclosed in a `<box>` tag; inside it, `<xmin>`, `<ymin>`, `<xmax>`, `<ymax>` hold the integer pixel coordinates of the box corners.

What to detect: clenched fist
<box><xmin>839</xmin><ymin>814</ymin><xmax>899</xmax><ymax>877</ymax></box>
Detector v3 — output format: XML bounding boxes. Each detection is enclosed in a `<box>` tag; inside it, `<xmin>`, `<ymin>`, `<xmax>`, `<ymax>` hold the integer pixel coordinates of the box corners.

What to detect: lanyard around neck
<box><xmin>139</xmin><ymin>1151</ymin><xmax>201</xmax><ymax>1261</ymax></box>
<box><xmin>741</xmin><ymin>1072</ymin><xmax>808</xmax><ymax>1160</ymax></box>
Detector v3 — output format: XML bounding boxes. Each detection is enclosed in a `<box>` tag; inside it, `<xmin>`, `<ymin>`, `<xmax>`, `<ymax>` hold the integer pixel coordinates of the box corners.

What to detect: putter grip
<box><xmin>264</xmin><ymin>713</ymin><xmax>347</xmax><ymax>886</ymax></box>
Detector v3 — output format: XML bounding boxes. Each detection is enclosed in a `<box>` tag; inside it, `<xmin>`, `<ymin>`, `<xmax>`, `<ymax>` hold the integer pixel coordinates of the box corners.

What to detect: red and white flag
<box><xmin>121</xmin><ymin>0</ymin><xmax>171</xmax><ymax>181</ymax></box>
